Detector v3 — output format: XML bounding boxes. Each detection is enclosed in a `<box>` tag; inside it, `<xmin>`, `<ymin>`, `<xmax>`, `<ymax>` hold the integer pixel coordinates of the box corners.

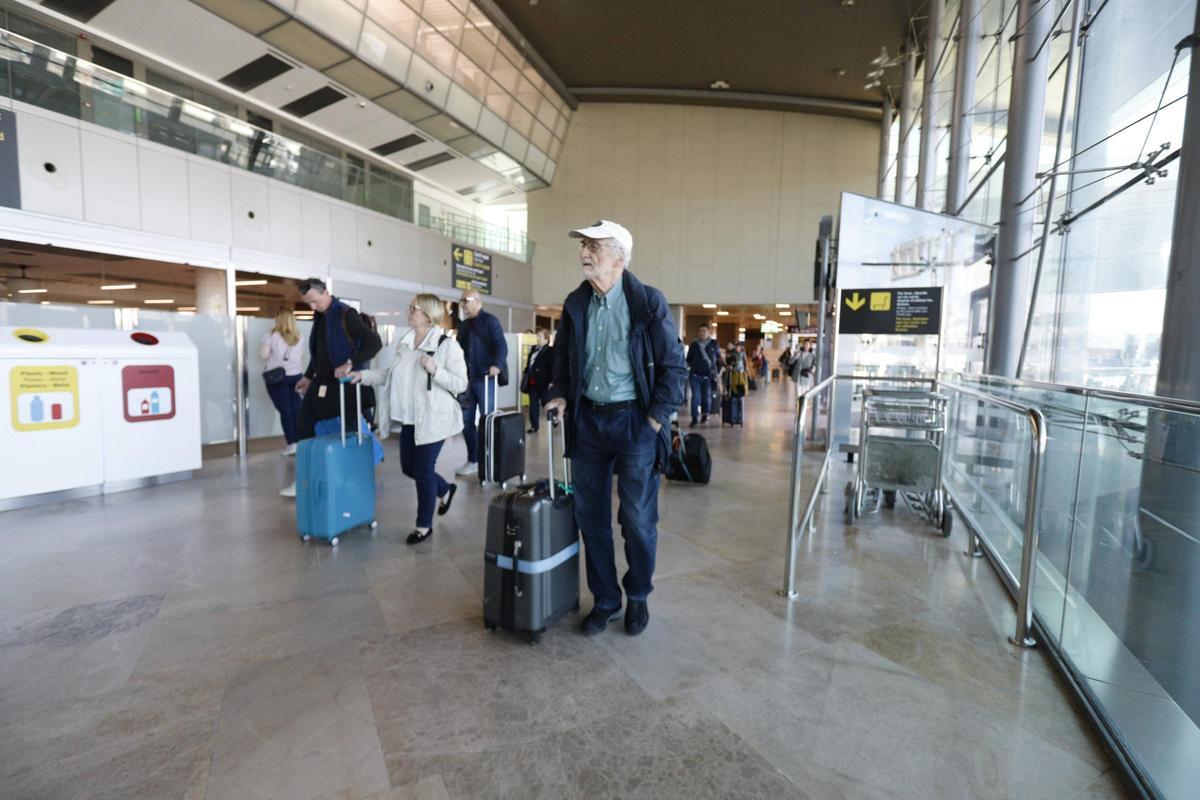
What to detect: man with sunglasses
<box><xmin>544</xmin><ymin>220</ymin><xmax>687</xmax><ymax>637</ymax></box>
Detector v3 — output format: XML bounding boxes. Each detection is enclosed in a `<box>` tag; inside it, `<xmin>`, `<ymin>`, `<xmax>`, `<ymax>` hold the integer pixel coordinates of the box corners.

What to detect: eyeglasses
<box><xmin>577</xmin><ymin>239</ymin><xmax>608</xmax><ymax>254</ymax></box>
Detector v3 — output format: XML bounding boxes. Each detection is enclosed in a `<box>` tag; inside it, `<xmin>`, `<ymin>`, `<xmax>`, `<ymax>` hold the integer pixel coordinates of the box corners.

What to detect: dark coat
<box><xmin>548</xmin><ymin>270</ymin><xmax>687</xmax><ymax>466</ymax></box>
<box><xmin>458</xmin><ymin>308</ymin><xmax>508</xmax><ymax>382</ymax></box>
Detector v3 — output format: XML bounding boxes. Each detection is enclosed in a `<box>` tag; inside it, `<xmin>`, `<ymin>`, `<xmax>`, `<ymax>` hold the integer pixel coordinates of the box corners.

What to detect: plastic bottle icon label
<box><xmin>121</xmin><ymin>366</ymin><xmax>175</xmax><ymax>423</ymax></box>
<box><xmin>10</xmin><ymin>366</ymin><xmax>78</xmax><ymax>431</ymax></box>
<box><xmin>150</xmin><ymin>391</ymin><xmax>160</xmax><ymax>415</ymax></box>
<box><xmin>140</xmin><ymin>398</ymin><xmax>150</xmax><ymax>415</ymax></box>
<box><xmin>30</xmin><ymin>395</ymin><xmax>44</xmax><ymax>422</ymax></box>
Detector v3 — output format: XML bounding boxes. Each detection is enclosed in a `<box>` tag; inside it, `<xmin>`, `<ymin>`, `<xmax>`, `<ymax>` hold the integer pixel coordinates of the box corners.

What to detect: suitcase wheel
<box><xmin>302</xmin><ymin>534</ymin><xmax>312</xmax><ymax>543</ymax></box>
<box><xmin>484</xmin><ymin>621</ymin><xmax>496</xmax><ymax>632</ymax></box>
<box><xmin>329</xmin><ymin>537</ymin><xmax>339</xmax><ymax>547</ymax></box>
<box><xmin>527</xmin><ymin>631</ymin><xmax>542</xmax><ymax>645</ymax></box>
<box><xmin>369</xmin><ymin>520</ymin><xmax>378</xmax><ymax>530</ymax></box>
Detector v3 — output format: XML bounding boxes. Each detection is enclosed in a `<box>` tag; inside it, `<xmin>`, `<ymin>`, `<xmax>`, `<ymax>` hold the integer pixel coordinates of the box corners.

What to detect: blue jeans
<box><xmin>689</xmin><ymin>374</ymin><xmax>712</xmax><ymax>422</ymax></box>
<box><xmin>460</xmin><ymin>379</ymin><xmax>497</xmax><ymax>463</ymax></box>
<box><xmin>266</xmin><ymin>374</ymin><xmax>303</xmax><ymax>444</ymax></box>
<box><xmin>571</xmin><ymin>402</ymin><xmax>660</xmax><ymax>610</ymax></box>
<box><xmin>399</xmin><ymin>425</ymin><xmax>450</xmax><ymax>528</ymax></box>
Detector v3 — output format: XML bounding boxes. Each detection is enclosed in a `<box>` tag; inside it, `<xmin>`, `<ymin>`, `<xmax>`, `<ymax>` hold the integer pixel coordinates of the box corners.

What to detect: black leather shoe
<box><xmin>580</xmin><ymin>605</ymin><xmax>622</xmax><ymax>636</ymax></box>
<box><xmin>689</xmin><ymin>419</ymin><xmax>698</xmax><ymax>428</ymax></box>
<box><xmin>406</xmin><ymin>528</ymin><xmax>432</xmax><ymax>545</ymax></box>
<box><xmin>527</xmin><ymin>427</ymin><xmax>537</xmax><ymax>434</ymax></box>
<box><xmin>625</xmin><ymin>600</ymin><xmax>649</xmax><ymax>636</ymax></box>
<box><xmin>701</xmin><ymin>415</ymin><xmax>709</xmax><ymax>424</ymax></box>
<box><xmin>437</xmin><ymin>484</ymin><xmax>457</xmax><ymax>516</ymax></box>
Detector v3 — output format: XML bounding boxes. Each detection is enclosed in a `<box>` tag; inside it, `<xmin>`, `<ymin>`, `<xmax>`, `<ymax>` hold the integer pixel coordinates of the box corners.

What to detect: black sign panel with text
<box><xmin>0</xmin><ymin>110</ymin><xmax>20</xmax><ymax>209</ymax></box>
<box><xmin>451</xmin><ymin>244</ymin><xmax>492</xmax><ymax>295</ymax></box>
<box><xmin>838</xmin><ymin>287</ymin><xmax>942</xmax><ymax>335</ymax></box>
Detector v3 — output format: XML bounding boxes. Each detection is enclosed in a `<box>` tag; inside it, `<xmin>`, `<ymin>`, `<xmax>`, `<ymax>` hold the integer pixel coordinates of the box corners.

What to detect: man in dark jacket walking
<box><xmin>281</xmin><ymin>278</ymin><xmax>382</xmax><ymax>497</ymax></box>
<box><xmin>455</xmin><ymin>288</ymin><xmax>508</xmax><ymax>476</ymax></box>
<box><xmin>686</xmin><ymin>324</ymin><xmax>722</xmax><ymax>427</ymax></box>
<box><xmin>545</xmin><ymin>220</ymin><xmax>686</xmax><ymax>637</ymax></box>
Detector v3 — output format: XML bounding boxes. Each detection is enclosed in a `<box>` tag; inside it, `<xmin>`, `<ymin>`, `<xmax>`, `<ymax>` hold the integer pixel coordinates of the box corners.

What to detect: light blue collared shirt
<box><xmin>583</xmin><ymin>280</ymin><xmax>637</xmax><ymax>403</ymax></box>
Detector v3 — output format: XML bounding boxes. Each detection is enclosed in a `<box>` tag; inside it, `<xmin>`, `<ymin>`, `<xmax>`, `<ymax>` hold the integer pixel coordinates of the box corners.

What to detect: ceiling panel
<box><xmin>493</xmin><ymin>0</ymin><xmax>917</xmax><ymax>109</ymax></box>
<box><xmin>245</xmin><ymin>67</ymin><xmax>329</xmax><ymax>109</ymax></box>
<box><xmin>304</xmin><ymin>98</ymin><xmax>389</xmax><ymax>135</ymax></box>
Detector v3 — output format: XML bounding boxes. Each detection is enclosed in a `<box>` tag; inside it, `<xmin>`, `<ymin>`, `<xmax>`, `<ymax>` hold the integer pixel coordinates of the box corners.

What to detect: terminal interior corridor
<box><xmin>0</xmin><ymin>383</ymin><xmax>1130</xmax><ymax>800</ymax></box>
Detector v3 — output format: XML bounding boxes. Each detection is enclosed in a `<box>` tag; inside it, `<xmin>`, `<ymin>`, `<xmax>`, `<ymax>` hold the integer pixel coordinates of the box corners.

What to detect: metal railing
<box><xmin>780</xmin><ymin>374</ymin><xmax>835</xmax><ymax>598</ymax></box>
<box><xmin>939</xmin><ymin>380</ymin><xmax>1048</xmax><ymax>647</ymax></box>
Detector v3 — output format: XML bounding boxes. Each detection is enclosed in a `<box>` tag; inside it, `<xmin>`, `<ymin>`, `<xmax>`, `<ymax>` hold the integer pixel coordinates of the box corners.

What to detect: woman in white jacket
<box><xmin>349</xmin><ymin>293</ymin><xmax>468</xmax><ymax>544</ymax></box>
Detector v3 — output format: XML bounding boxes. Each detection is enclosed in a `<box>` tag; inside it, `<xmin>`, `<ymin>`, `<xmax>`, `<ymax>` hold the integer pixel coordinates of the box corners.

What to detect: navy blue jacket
<box><xmin>686</xmin><ymin>338</ymin><xmax>721</xmax><ymax>377</ymax></box>
<box><xmin>458</xmin><ymin>308</ymin><xmax>508</xmax><ymax>382</ymax></box>
<box><xmin>549</xmin><ymin>270</ymin><xmax>687</xmax><ymax>464</ymax></box>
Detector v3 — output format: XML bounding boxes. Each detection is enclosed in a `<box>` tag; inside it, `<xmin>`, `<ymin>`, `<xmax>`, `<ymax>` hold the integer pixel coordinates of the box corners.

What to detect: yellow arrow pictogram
<box><xmin>845</xmin><ymin>292</ymin><xmax>866</xmax><ymax>311</ymax></box>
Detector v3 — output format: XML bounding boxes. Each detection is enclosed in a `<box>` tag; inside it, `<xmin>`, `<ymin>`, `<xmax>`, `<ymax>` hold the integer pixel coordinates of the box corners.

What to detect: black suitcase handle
<box><xmin>545</xmin><ymin>410</ymin><xmax>570</xmax><ymax>498</ymax></box>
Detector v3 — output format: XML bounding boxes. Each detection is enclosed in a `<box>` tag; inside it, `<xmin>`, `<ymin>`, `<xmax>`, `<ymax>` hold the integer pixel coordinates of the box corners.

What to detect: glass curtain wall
<box><xmin>930</xmin><ymin>0</ymin><xmax>961</xmax><ymax>213</ymax></box>
<box><xmin>1030</xmin><ymin>0</ymin><xmax>1195</xmax><ymax>393</ymax></box>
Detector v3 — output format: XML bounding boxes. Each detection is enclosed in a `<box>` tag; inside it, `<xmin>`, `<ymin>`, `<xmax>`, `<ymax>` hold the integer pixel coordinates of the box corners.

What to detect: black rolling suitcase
<box><xmin>483</xmin><ymin>414</ymin><xmax>579</xmax><ymax>643</ymax></box>
<box><xmin>722</xmin><ymin>394</ymin><xmax>744</xmax><ymax>426</ymax></box>
<box><xmin>667</xmin><ymin>429</ymin><xmax>712</xmax><ymax>484</ymax></box>
<box><xmin>478</xmin><ymin>375</ymin><xmax>526</xmax><ymax>486</ymax></box>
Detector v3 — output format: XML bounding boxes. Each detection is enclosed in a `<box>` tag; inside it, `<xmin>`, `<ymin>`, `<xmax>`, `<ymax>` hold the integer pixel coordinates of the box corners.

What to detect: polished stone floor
<box><xmin>0</xmin><ymin>382</ymin><xmax>1132</xmax><ymax>799</ymax></box>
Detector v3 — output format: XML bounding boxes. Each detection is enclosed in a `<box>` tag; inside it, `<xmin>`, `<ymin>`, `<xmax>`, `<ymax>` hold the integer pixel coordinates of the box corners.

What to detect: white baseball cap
<box><xmin>568</xmin><ymin>219</ymin><xmax>633</xmax><ymax>253</ymax></box>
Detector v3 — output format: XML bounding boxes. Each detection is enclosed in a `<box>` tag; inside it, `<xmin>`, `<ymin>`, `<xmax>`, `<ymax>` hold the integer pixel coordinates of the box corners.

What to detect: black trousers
<box><xmin>296</xmin><ymin>378</ymin><xmax>362</xmax><ymax>441</ymax></box>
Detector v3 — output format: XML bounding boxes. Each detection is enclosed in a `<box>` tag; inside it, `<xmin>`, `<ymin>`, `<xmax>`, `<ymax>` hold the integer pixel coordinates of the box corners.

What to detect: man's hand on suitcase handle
<box><xmin>334</xmin><ymin>360</ymin><xmax>354</xmax><ymax>380</ymax></box>
<box><xmin>545</xmin><ymin>398</ymin><xmax>566</xmax><ymax>422</ymax></box>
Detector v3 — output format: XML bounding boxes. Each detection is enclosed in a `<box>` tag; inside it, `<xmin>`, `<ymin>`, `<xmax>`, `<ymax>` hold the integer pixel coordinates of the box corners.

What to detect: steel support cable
<box><xmin>1138</xmin><ymin>46</ymin><xmax>1184</xmax><ymax>169</ymax></box>
<box><xmin>956</xmin><ymin>150</ymin><xmax>1008</xmax><ymax>215</ymax></box>
<box><xmin>1029</xmin><ymin>0</ymin><xmax>1075</xmax><ymax>62</ymax></box>
<box><xmin>1058</xmin><ymin>148</ymin><xmax>1180</xmax><ymax>228</ymax></box>
<box><xmin>1046</xmin><ymin>94</ymin><xmax>1187</xmax><ymax>173</ymax></box>
<box><xmin>1080</xmin><ymin>0</ymin><xmax>1112</xmax><ymax>34</ymax></box>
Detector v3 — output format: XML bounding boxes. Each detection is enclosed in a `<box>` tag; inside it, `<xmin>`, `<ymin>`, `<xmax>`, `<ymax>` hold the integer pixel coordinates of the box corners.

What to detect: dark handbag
<box><xmin>262</xmin><ymin>342</ymin><xmax>293</xmax><ymax>386</ymax></box>
<box><xmin>262</xmin><ymin>366</ymin><xmax>287</xmax><ymax>385</ymax></box>
<box><xmin>497</xmin><ymin>363</ymin><xmax>509</xmax><ymax>387</ymax></box>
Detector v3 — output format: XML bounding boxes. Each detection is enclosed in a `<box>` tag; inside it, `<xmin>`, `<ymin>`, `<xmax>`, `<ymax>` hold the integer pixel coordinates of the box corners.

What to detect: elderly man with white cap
<box><xmin>544</xmin><ymin>220</ymin><xmax>686</xmax><ymax>637</ymax></box>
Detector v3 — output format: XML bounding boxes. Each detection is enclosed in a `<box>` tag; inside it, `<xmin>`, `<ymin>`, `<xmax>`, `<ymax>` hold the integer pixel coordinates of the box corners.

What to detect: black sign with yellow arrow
<box><xmin>838</xmin><ymin>287</ymin><xmax>942</xmax><ymax>335</ymax></box>
<box><xmin>451</xmin><ymin>243</ymin><xmax>492</xmax><ymax>295</ymax></box>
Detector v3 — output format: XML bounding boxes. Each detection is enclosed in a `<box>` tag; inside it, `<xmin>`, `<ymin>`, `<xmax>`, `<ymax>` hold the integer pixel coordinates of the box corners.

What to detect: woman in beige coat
<box><xmin>349</xmin><ymin>294</ymin><xmax>467</xmax><ymax>544</ymax></box>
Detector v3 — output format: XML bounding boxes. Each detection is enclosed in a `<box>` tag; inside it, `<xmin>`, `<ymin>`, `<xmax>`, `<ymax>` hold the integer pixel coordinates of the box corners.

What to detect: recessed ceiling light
<box><xmin>88</xmin><ymin>299</ymin><xmax>115</xmax><ymax>305</ymax></box>
<box><xmin>775</xmin><ymin>303</ymin><xmax>790</xmax><ymax>308</ymax></box>
<box><xmin>101</xmin><ymin>283</ymin><xmax>137</xmax><ymax>291</ymax></box>
<box><xmin>709</xmin><ymin>80</ymin><xmax>730</xmax><ymax>90</ymax></box>
<box><xmin>17</xmin><ymin>288</ymin><xmax>47</xmax><ymax>294</ymax></box>
<box><xmin>144</xmin><ymin>299</ymin><xmax>175</xmax><ymax>304</ymax></box>
<box><xmin>834</xmin><ymin>68</ymin><xmax>847</xmax><ymax>77</ymax></box>
<box><xmin>235</xmin><ymin>279</ymin><xmax>269</xmax><ymax>286</ymax></box>
<box><xmin>753</xmin><ymin>313</ymin><xmax>766</xmax><ymax>320</ymax></box>
<box><xmin>702</xmin><ymin>303</ymin><xmax>717</xmax><ymax>308</ymax></box>
<box><xmin>778</xmin><ymin>311</ymin><xmax>792</xmax><ymax>316</ymax></box>
<box><xmin>178</xmin><ymin>306</ymin><xmax>197</xmax><ymax>312</ymax></box>
<box><xmin>236</xmin><ymin>306</ymin><xmax>261</xmax><ymax>312</ymax></box>
<box><xmin>717</xmin><ymin>310</ymin><xmax>730</xmax><ymax>316</ymax></box>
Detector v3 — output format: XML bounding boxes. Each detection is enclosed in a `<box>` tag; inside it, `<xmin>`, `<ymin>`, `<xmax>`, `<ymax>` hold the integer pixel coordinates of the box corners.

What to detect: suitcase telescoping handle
<box><xmin>483</xmin><ymin>372</ymin><xmax>498</xmax><ymax>482</ymax></box>
<box><xmin>337</xmin><ymin>376</ymin><xmax>365</xmax><ymax>447</ymax></box>
<box><xmin>545</xmin><ymin>408</ymin><xmax>570</xmax><ymax>499</ymax></box>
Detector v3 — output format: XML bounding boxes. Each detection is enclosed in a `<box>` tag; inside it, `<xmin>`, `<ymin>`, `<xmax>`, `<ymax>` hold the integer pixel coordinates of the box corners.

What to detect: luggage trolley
<box><xmin>843</xmin><ymin>387</ymin><xmax>952</xmax><ymax>536</ymax></box>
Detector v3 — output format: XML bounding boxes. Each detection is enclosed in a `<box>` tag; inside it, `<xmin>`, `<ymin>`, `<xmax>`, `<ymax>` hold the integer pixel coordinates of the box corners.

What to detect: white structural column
<box><xmin>917</xmin><ymin>0</ymin><xmax>946</xmax><ymax>210</ymax></box>
<box><xmin>947</xmin><ymin>0</ymin><xmax>982</xmax><ymax>214</ymax></box>
<box><xmin>878</xmin><ymin>93</ymin><xmax>895</xmax><ymax>199</ymax></box>
<box><xmin>894</xmin><ymin>43</ymin><xmax>918</xmax><ymax>204</ymax></box>
<box><xmin>984</xmin><ymin>0</ymin><xmax>1053</xmax><ymax>376</ymax></box>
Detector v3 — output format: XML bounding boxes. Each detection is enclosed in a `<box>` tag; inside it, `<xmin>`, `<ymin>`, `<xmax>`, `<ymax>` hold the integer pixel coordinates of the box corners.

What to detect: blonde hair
<box><xmin>412</xmin><ymin>293</ymin><xmax>446</xmax><ymax>326</ymax></box>
<box><xmin>273</xmin><ymin>309</ymin><xmax>300</xmax><ymax>345</ymax></box>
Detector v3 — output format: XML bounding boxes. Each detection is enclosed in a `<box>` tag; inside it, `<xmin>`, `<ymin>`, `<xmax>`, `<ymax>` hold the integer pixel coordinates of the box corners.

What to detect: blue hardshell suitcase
<box><xmin>296</xmin><ymin>381</ymin><xmax>377</xmax><ymax>545</ymax></box>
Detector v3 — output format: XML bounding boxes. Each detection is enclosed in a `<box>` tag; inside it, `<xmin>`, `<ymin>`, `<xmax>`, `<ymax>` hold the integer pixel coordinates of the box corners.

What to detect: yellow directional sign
<box><xmin>839</xmin><ymin>287</ymin><xmax>942</xmax><ymax>335</ymax></box>
<box><xmin>451</xmin><ymin>243</ymin><xmax>492</xmax><ymax>294</ymax></box>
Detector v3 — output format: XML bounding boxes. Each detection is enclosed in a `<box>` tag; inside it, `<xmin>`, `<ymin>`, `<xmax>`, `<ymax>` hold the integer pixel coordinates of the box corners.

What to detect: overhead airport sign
<box><xmin>838</xmin><ymin>287</ymin><xmax>942</xmax><ymax>335</ymax></box>
<box><xmin>451</xmin><ymin>244</ymin><xmax>492</xmax><ymax>295</ymax></box>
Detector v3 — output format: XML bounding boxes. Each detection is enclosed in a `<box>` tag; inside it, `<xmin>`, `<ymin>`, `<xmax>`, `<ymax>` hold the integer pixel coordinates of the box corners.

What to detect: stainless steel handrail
<box><xmin>780</xmin><ymin>374</ymin><xmax>836</xmax><ymax>598</ymax></box>
<box><xmin>939</xmin><ymin>380</ymin><xmax>1048</xmax><ymax>647</ymax></box>
<box><xmin>945</xmin><ymin>370</ymin><xmax>1200</xmax><ymax>416</ymax></box>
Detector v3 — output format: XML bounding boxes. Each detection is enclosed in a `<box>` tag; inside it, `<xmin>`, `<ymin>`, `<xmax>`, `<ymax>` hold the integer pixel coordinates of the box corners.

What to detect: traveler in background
<box><xmin>260</xmin><ymin>309</ymin><xmax>305</xmax><ymax>455</ymax></box>
<box><xmin>347</xmin><ymin>294</ymin><xmax>467</xmax><ymax>544</ymax></box>
<box><xmin>544</xmin><ymin>219</ymin><xmax>686</xmax><ymax>638</ymax></box>
<box><xmin>778</xmin><ymin>345</ymin><xmax>794</xmax><ymax>381</ymax></box>
<box><xmin>455</xmin><ymin>289</ymin><xmax>508</xmax><ymax>476</ymax></box>
<box><xmin>280</xmin><ymin>278</ymin><xmax>383</xmax><ymax>497</ymax></box>
<box><xmin>686</xmin><ymin>323</ymin><xmax>721</xmax><ymax>427</ymax></box>
<box><xmin>792</xmin><ymin>340</ymin><xmax>817</xmax><ymax>394</ymax></box>
<box><xmin>521</xmin><ymin>329</ymin><xmax>553</xmax><ymax>433</ymax></box>
<box><xmin>727</xmin><ymin>341</ymin><xmax>749</xmax><ymax>397</ymax></box>
<box><xmin>756</xmin><ymin>344</ymin><xmax>771</xmax><ymax>386</ymax></box>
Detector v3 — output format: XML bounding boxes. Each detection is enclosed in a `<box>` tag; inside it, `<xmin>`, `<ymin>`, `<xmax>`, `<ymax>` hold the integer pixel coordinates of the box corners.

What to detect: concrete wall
<box><xmin>527</xmin><ymin>103</ymin><xmax>878</xmax><ymax>306</ymax></box>
<box><xmin>0</xmin><ymin>100</ymin><xmax>533</xmax><ymax>320</ymax></box>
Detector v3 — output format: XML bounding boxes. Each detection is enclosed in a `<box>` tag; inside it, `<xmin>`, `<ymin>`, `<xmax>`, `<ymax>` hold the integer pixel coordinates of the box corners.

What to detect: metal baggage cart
<box><xmin>843</xmin><ymin>387</ymin><xmax>952</xmax><ymax>536</ymax></box>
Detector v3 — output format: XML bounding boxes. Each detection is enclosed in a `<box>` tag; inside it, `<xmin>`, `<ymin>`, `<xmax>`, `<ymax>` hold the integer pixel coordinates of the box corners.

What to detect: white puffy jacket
<box><xmin>357</xmin><ymin>327</ymin><xmax>468</xmax><ymax>445</ymax></box>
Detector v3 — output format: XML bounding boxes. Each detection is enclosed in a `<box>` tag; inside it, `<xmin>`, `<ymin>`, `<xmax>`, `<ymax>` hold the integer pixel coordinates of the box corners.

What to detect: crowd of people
<box><xmin>260</xmin><ymin>219</ymin><xmax>816</xmax><ymax>638</ymax></box>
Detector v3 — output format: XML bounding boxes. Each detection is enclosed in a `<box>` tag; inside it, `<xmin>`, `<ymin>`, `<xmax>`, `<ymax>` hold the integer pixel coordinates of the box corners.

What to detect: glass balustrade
<box><xmin>0</xmin><ymin>27</ymin><xmax>535</xmax><ymax>262</ymax></box>
<box><xmin>942</xmin><ymin>374</ymin><xmax>1200</xmax><ymax>799</ymax></box>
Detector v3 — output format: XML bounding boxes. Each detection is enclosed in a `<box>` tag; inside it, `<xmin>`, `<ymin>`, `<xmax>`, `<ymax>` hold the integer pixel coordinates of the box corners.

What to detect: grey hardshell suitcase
<box><xmin>478</xmin><ymin>375</ymin><xmax>526</xmax><ymax>487</ymax></box>
<box><xmin>483</xmin><ymin>414</ymin><xmax>579</xmax><ymax>643</ymax></box>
